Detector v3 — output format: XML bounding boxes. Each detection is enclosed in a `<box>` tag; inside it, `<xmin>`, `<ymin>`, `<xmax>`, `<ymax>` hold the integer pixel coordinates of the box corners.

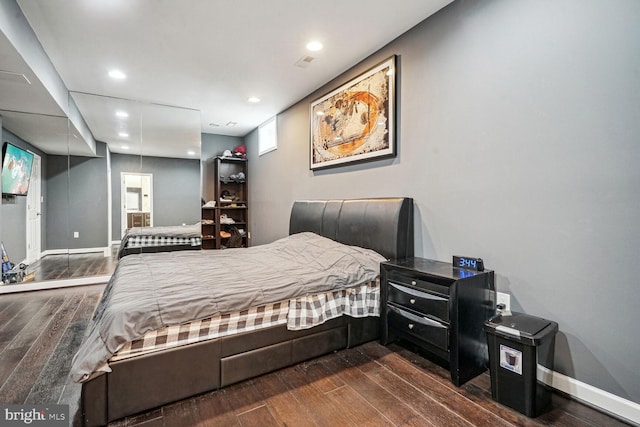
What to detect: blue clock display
<box><xmin>452</xmin><ymin>255</ymin><xmax>484</xmax><ymax>271</ymax></box>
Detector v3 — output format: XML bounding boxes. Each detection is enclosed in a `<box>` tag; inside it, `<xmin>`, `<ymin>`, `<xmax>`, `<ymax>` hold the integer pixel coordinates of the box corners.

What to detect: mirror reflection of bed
<box><xmin>0</xmin><ymin>96</ymin><xmax>203</xmax><ymax>290</ymax></box>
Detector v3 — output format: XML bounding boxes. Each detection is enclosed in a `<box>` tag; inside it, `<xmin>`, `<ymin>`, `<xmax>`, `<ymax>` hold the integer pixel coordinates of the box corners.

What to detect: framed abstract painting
<box><xmin>310</xmin><ymin>55</ymin><xmax>396</xmax><ymax>170</ymax></box>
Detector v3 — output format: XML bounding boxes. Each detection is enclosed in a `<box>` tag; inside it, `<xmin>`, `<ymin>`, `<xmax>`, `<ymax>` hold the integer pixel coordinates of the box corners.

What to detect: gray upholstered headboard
<box><xmin>289</xmin><ymin>198</ymin><xmax>414</xmax><ymax>260</ymax></box>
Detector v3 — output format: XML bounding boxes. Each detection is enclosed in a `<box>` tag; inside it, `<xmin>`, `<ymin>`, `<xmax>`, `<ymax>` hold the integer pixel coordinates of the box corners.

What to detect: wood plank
<box><xmin>58</xmin><ymin>290</ymin><xmax>103</xmax><ymax>423</ymax></box>
<box><xmin>276</xmin><ymin>363</ymin><xmax>357</xmax><ymax>426</ymax></box>
<box><xmin>251</xmin><ymin>371</ymin><xmax>317</xmax><ymax>427</ymax></box>
<box><xmin>548</xmin><ymin>394</ymin><xmax>631</xmax><ymax>427</ymax></box>
<box><xmin>326</xmin><ymin>384</ymin><xmax>394</xmax><ymax>427</ymax></box>
<box><xmin>25</xmin><ymin>320</ymin><xmax>87</xmax><ymax>404</ymax></box>
<box><xmin>236</xmin><ymin>404</ymin><xmax>280</xmax><ymax>427</ymax></box>
<box><xmin>296</xmin><ymin>355</ymin><xmax>346</xmax><ymax>394</ymax></box>
<box><xmin>0</xmin><ymin>295</ymin><xmax>64</xmax><ymax>386</ymax></box>
<box><xmin>27</xmin><ymin>290</ymin><xmax>101</xmax><ymax>405</ymax></box>
<box><xmin>0</xmin><ymin>292</ymin><xmax>82</xmax><ymax>403</ymax></box>
<box><xmin>358</xmin><ymin>342</ymin><xmax>512</xmax><ymax>427</ymax></box>
<box><xmin>192</xmin><ymin>389</ymin><xmax>241</xmax><ymax>427</ymax></box>
<box><xmin>325</xmin><ymin>347</ymin><xmax>431</xmax><ymax>427</ymax></box>
<box><xmin>159</xmin><ymin>398</ymin><xmax>201</xmax><ymax>427</ymax></box>
<box><xmin>0</xmin><ymin>298</ymin><xmax>51</xmax><ymax>353</ymax></box>
<box><xmin>353</xmin><ymin>352</ymin><xmax>472</xmax><ymax>426</ymax></box>
<box><xmin>116</xmin><ymin>408</ymin><xmax>163</xmax><ymax>427</ymax></box>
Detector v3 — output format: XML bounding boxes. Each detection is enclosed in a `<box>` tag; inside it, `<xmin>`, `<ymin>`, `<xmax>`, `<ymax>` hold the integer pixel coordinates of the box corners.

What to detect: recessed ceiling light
<box><xmin>115</xmin><ymin>110</ymin><xmax>129</xmax><ymax>118</ymax></box>
<box><xmin>187</xmin><ymin>150</ymin><xmax>196</xmax><ymax>156</ymax></box>
<box><xmin>247</xmin><ymin>96</ymin><xmax>261</xmax><ymax>103</ymax></box>
<box><xmin>226</xmin><ymin>121</ymin><xmax>238</xmax><ymax>127</ymax></box>
<box><xmin>306</xmin><ymin>41</ymin><xmax>323</xmax><ymax>52</ymax></box>
<box><xmin>121</xmin><ymin>145</ymin><xmax>130</xmax><ymax>150</ymax></box>
<box><xmin>118</xmin><ymin>132</ymin><xmax>129</xmax><ymax>138</ymax></box>
<box><xmin>209</xmin><ymin>122</ymin><xmax>220</xmax><ymax>127</ymax></box>
<box><xmin>108</xmin><ymin>69</ymin><xmax>126</xmax><ymax>79</ymax></box>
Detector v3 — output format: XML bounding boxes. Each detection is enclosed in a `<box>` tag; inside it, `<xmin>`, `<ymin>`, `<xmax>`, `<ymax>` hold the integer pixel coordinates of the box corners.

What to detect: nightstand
<box><xmin>380</xmin><ymin>257</ymin><xmax>495</xmax><ymax>386</ymax></box>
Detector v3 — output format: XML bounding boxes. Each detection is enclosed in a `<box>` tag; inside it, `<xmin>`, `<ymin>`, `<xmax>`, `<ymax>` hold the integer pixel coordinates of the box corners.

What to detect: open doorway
<box><xmin>120</xmin><ymin>172</ymin><xmax>153</xmax><ymax>238</ymax></box>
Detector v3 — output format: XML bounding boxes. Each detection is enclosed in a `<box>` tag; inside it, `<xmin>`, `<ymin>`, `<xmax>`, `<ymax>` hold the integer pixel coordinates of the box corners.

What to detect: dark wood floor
<box><xmin>0</xmin><ymin>285</ymin><xmax>630</xmax><ymax>427</ymax></box>
<box><xmin>4</xmin><ymin>249</ymin><xmax>118</xmax><ymax>285</ymax></box>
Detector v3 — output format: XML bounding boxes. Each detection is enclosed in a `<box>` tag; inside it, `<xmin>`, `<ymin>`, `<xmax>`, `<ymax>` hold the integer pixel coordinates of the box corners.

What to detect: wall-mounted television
<box><xmin>1</xmin><ymin>142</ymin><xmax>34</xmax><ymax>196</ymax></box>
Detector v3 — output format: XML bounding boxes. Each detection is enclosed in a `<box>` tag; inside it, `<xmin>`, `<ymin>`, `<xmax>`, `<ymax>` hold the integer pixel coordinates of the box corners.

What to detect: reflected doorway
<box><xmin>120</xmin><ymin>172</ymin><xmax>153</xmax><ymax>237</ymax></box>
<box><xmin>25</xmin><ymin>152</ymin><xmax>42</xmax><ymax>264</ymax></box>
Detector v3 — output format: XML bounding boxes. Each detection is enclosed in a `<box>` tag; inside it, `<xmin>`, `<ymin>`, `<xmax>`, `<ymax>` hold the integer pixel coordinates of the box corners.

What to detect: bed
<box><xmin>79</xmin><ymin>197</ymin><xmax>413</xmax><ymax>426</ymax></box>
<box><xmin>117</xmin><ymin>223</ymin><xmax>202</xmax><ymax>259</ymax></box>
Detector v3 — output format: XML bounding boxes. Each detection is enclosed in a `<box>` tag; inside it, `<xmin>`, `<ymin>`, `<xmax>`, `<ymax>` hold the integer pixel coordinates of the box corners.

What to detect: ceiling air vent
<box><xmin>295</xmin><ymin>56</ymin><xmax>315</xmax><ymax>69</ymax></box>
<box><xmin>0</xmin><ymin>70</ymin><xmax>31</xmax><ymax>85</ymax></box>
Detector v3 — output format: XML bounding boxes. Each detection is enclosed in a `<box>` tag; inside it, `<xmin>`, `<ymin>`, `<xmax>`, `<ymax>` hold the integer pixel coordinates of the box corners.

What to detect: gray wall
<box><xmin>45</xmin><ymin>155</ymin><xmax>69</xmax><ymax>250</ymax></box>
<box><xmin>201</xmin><ymin>133</ymin><xmax>242</xmax><ymax>160</ymax></box>
<box><xmin>246</xmin><ymin>0</ymin><xmax>640</xmax><ymax>405</ymax></box>
<box><xmin>68</xmin><ymin>142</ymin><xmax>109</xmax><ymax>249</ymax></box>
<box><xmin>47</xmin><ymin>142</ymin><xmax>109</xmax><ymax>251</ymax></box>
<box><xmin>201</xmin><ymin>133</ymin><xmax>243</xmax><ymax>202</ymax></box>
<box><xmin>110</xmin><ymin>153</ymin><xmax>200</xmax><ymax>239</ymax></box>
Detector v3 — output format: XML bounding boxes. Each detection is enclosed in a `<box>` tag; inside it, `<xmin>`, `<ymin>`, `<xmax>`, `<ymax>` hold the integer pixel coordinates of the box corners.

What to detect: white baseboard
<box><xmin>41</xmin><ymin>247</ymin><xmax>110</xmax><ymax>257</ymax></box>
<box><xmin>538</xmin><ymin>365</ymin><xmax>640</xmax><ymax>425</ymax></box>
<box><xmin>0</xmin><ymin>275</ymin><xmax>110</xmax><ymax>294</ymax></box>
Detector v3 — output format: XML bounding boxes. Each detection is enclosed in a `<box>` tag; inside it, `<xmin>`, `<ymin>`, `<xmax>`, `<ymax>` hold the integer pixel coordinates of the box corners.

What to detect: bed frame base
<box><xmin>82</xmin><ymin>316</ymin><xmax>378</xmax><ymax>426</ymax></box>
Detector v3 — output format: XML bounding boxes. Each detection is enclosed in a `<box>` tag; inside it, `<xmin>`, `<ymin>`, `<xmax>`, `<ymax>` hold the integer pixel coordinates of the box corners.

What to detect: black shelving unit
<box><xmin>201</xmin><ymin>156</ymin><xmax>249</xmax><ymax>249</ymax></box>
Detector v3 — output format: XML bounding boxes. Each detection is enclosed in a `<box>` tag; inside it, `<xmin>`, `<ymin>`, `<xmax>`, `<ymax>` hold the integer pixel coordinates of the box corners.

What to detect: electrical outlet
<box><xmin>496</xmin><ymin>292</ymin><xmax>511</xmax><ymax>312</ymax></box>
<box><xmin>73</xmin><ymin>231</ymin><xmax>79</xmax><ymax>238</ymax></box>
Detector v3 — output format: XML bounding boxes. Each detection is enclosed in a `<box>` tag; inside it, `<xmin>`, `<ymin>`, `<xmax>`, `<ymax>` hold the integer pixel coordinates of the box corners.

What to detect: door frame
<box><xmin>120</xmin><ymin>172</ymin><xmax>153</xmax><ymax>237</ymax></box>
<box><xmin>25</xmin><ymin>152</ymin><xmax>42</xmax><ymax>264</ymax></box>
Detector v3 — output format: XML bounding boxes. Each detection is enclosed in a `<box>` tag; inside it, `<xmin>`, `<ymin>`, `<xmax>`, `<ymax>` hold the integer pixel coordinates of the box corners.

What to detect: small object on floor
<box><xmin>22</xmin><ymin>271</ymin><xmax>35</xmax><ymax>282</ymax></box>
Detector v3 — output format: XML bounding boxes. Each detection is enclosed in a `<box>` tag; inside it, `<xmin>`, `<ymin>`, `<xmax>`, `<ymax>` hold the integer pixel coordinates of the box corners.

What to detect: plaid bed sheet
<box><xmin>287</xmin><ymin>279</ymin><xmax>380</xmax><ymax>330</ymax></box>
<box><xmin>126</xmin><ymin>235</ymin><xmax>202</xmax><ymax>248</ymax></box>
<box><xmin>109</xmin><ymin>280</ymin><xmax>379</xmax><ymax>362</ymax></box>
<box><xmin>111</xmin><ymin>301</ymin><xmax>289</xmax><ymax>361</ymax></box>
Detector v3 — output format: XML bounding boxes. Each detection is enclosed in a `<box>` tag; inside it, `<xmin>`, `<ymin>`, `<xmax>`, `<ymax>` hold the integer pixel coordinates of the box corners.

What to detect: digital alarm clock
<box><xmin>452</xmin><ymin>255</ymin><xmax>484</xmax><ymax>271</ymax></box>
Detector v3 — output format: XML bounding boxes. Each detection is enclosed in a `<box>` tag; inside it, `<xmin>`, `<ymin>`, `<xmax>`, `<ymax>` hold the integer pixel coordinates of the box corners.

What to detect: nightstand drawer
<box><xmin>387</xmin><ymin>271</ymin><xmax>450</xmax><ymax>296</ymax></box>
<box><xmin>387</xmin><ymin>305</ymin><xmax>449</xmax><ymax>351</ymax></box>
<box><xmin>388</xmin><ymin>282</ymin><xmax>450</xmax><ymax>323</ymax></box>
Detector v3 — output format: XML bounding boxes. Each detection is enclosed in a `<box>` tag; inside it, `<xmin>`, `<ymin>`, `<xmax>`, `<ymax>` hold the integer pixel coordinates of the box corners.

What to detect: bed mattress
<box><xmin>72</xmin><ymin>232</ymin><xmax>385</xmax><ymax>382</ymax></box>
<box><xmin>110</xmin><ymin>279</ymin><xmax>379</xmax><ymax>362</ymax></box>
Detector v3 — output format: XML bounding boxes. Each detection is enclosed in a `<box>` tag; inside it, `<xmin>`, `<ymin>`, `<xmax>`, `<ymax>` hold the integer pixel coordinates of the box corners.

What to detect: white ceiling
<box><xmin>4</xmin><ymin>0</ymin><xmax>452</xmax><ymax>158</ymax></box>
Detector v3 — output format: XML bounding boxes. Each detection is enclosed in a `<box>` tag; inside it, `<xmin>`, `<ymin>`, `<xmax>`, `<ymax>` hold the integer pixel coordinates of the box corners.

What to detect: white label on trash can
<box><xmin>499</xmin><ymin>344</ymin><xmax>522</xmax><ymax>375</ymax></box>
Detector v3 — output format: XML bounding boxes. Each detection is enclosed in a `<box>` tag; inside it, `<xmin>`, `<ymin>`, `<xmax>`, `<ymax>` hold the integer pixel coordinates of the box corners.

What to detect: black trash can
<box><xmin>484</xmin><ymin>312</ymin><xmax>558</xmax><ymax>417</ymax></box>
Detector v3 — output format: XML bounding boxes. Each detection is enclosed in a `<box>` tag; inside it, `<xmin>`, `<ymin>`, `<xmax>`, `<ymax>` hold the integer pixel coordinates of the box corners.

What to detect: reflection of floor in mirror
<box><xmin>25</xmin><ymin>248</ymin><xmax>119</xmax><ymax>282</ymax></box>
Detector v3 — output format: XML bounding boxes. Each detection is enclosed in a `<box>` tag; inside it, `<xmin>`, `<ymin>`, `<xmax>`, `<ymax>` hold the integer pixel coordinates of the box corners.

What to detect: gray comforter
<box><xmin>71</xmin><ymin>232</ymin><xmax>385</xmax><ymax>382</ymax></box>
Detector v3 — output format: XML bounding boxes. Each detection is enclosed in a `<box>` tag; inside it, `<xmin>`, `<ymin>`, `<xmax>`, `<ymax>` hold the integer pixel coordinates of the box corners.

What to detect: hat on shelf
<box><xmin>233</xmin><ymin>144</ymin><xmax>247</xmax><ymax>159</ymax></box>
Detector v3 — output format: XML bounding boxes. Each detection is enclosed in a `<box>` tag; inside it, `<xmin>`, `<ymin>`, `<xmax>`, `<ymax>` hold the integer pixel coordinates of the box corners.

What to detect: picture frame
<box><xmin>310</xmin><ymin>55</ymin><xmax>396</xmax><ymax>170</ymax></box>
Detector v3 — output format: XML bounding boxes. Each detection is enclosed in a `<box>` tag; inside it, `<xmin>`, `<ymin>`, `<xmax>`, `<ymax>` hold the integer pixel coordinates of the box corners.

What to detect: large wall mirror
<box><xmin>1</xmin><ymin>110</ymin><xmax>71</xmax><ymax>285</ymax></box>
<box><xmin>1</xmin><ymin>94</ymin><xmax>201</xmax><ymax>290</ymax></box>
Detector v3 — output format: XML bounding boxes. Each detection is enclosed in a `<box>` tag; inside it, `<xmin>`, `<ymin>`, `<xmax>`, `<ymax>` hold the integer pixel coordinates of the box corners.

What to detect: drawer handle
<box><xmin>410</xmin><ymin>299</ymin><xmax>416</xmax><ymax>304</ymax></box>
<box><xmin>411</xmin><ymin>280</ymin><xmax>417</xmax><ymax>286</ymax></box>
<box><xmin>408</xmin><ymin>324</ymin><xmax>414</xmax><ymax>330</ymax></box>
